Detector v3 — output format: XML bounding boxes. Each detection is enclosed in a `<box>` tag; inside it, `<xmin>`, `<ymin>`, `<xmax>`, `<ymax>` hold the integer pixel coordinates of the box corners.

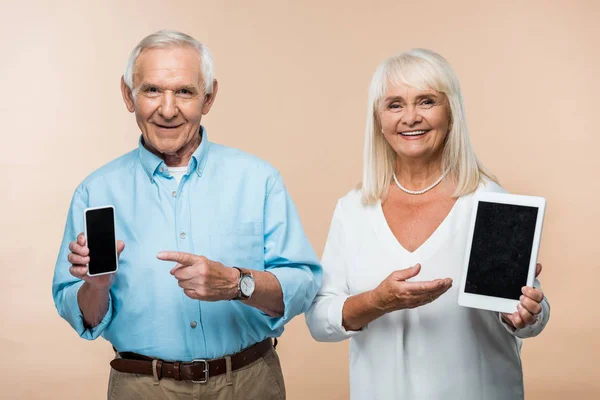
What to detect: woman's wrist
<box><xmin>367</xmin><ymin>287</ymin><xmax>388</xmax><ymax>313</ymax></box>
<box><xmin>342</xmin><ymin>290</ymin><xmax>387</xmax><ymax>332</ymax></box>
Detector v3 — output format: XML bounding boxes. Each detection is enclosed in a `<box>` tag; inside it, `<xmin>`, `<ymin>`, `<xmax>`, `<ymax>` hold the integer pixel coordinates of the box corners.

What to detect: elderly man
<box><xmin>52</xmin><ymin>30</ymin><xmax>321</xmax><ymax>400</ymax></box>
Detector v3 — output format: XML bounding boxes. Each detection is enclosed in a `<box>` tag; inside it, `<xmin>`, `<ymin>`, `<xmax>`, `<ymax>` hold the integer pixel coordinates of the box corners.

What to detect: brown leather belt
<box><xmin>110</xmin><ymin>338</ymin><xmax>273</xmax><ymax>383</ymax></box>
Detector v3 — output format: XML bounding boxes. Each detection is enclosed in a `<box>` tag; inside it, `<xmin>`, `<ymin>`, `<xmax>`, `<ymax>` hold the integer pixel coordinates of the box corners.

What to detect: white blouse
<box><xmin>306</xmin><ymin>181</ymin><xmax>550</xmax><ymax>400</ymax></box>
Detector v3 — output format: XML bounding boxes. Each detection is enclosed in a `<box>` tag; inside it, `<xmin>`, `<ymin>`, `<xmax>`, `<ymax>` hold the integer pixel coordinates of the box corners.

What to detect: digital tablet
<box><xmin>458</xmin><ymin>192</ymin><xmax>546</xmax><ymax>314</ymax></box>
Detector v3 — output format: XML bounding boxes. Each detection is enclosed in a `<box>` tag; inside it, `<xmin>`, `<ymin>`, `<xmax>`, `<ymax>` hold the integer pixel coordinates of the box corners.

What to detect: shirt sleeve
<box><xmin>261</xmin><ymin>173</ymin><xmax>322</xmax><ymax>330</ymax></box>
<box><xmin>497</xmin><ymin>277</ymin><xmax>550</xmax><ymax>338</ymax></box>
<box><xmin>305</xmin><ymin>200</ymin><xmax>365</xmax><ymax>342</ymax></box>
<box><xmin>51</xmin><ymin>185</ymin><xmax>114</xmax><ymax>340</ymax></box>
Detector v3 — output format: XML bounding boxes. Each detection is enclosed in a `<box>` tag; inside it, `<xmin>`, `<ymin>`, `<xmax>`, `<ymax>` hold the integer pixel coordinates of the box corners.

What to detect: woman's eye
<box><xmin>389</xmin><ymin>103</ymin><xmax>402</xmax><ymax>109</ymax></box>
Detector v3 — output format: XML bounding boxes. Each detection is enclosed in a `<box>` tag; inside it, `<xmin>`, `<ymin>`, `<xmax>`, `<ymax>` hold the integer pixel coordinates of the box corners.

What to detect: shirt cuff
<box><xmin>62</xmin><ymin>281</ymin><xmax>113</xmax><ymax>340</ymax></box>
<box><xmin>328</xmin><ymin>295</ymin><xmax>367</xmax><ymax>338</ymax></box>
<box><xmin>262</xmin><ymin>267</ymin><xmax>318</xmax><ymax>330</ymax></box>
<box><xmin>497</xmin><ymin>297</ymin><xmax>550</xmax><ymax>338</ymax></box>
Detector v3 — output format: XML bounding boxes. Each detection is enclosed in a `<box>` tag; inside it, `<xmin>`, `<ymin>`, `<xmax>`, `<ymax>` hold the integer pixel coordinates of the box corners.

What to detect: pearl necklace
<box><xmin>393</xmin><ymin>170</ymin><xmax>448</xmax><ymax>195</ymax></box>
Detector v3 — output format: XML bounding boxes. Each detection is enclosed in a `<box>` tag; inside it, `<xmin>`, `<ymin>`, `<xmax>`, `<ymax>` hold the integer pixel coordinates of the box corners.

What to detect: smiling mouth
<box><xmin>155</xmin><ymin>123</ymin><xmax>182</xmax><ymax>129</ymax></box>
<box><xmin>399</xmin><ymin>130</ymin><xmax>428</xmax><ymax>137</ymax></box>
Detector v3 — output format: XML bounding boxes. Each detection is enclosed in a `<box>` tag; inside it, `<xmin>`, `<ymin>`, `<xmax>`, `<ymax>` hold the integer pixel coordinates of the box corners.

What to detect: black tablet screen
<box><xmin>465</xmin><ymin>201</ymin><xmax>538</xmax><ymax>300</ymax></box>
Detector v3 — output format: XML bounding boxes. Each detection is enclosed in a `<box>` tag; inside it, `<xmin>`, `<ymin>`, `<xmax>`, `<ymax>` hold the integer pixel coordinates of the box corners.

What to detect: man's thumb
<box><xmin>117</xmin><ymin>240</ymin><xmax>125</xmax><ymax>256</ymax></box>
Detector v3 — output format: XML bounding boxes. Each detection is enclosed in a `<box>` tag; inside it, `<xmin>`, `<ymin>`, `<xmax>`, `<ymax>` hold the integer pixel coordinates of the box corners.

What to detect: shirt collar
<box><xmin>137</xmin><ymin>126</ymin><xmax>211</xmax><ymax>181</ymax></box>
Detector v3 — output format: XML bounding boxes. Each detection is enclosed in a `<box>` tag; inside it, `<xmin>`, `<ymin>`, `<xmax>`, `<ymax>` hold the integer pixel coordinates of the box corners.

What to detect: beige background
<box><xmin>1</xmin><ymin>0</ymin><xmax>598</xmax><ymax>398</ymax></box>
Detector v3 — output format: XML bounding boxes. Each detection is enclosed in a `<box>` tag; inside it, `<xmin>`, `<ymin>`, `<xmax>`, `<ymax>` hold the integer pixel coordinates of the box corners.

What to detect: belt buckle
<box><xmin>190</xmin><ymin>359</ymin><xmax>209</xmax><ymax>384</ymax></box>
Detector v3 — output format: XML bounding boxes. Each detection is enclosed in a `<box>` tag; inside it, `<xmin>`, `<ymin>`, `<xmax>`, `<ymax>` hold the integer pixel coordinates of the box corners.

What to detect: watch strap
<box><xmin>231</xmin><ymin>266</ymin><xmax>249</xmax><ymax>300</ymax></box>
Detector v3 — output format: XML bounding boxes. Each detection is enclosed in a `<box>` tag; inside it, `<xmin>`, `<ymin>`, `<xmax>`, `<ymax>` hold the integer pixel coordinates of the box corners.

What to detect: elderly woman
<box><xmin>306</xmin><ymin>49</ymin><xmax>550</xmax><ymax>400</ymax></box>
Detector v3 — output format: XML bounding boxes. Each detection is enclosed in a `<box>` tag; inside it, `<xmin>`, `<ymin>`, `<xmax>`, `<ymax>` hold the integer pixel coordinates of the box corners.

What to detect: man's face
<box><xmin>122</xmin><ymin>46</ymin><xmax>216</xmax><ymax>156</ymax></box>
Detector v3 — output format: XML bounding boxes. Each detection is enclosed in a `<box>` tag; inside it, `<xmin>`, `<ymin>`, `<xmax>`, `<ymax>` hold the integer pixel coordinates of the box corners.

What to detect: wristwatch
<box><xmin>232</xmin><ymin>267</ymin><xmax>255</xmax><ymax>300</ymax></box>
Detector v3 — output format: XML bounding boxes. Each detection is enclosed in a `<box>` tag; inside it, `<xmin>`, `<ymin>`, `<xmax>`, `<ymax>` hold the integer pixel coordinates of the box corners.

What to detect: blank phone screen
<box><xmin>85</xmin><ymin>207</ymin><xmax>117</xmax><ymax>275</ymax></box>
<box><xmin>465</xmin><ymin>201</ymin><xmax>538</xmax><ymax>300</ymax></box>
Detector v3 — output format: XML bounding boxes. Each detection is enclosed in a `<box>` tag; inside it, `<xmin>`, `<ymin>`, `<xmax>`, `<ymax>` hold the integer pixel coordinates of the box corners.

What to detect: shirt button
<box><xmin>180</xmin><ymin>232</ymin><xmax>186</xmax><ymax>239</ymax></box>
<box><xmin>172</xmin><ymin>191</ymin><xmax>177</xmax><ymax>198</ymax></box>
<box><xmin>190</xmin><ymin>321</ymin><xmax>197</xmax><ymax>328</ymax></box>
<box><xmin>159</xmin><ymin>167</ymin><xmax>164</xmax><ymax>172</ymax></box>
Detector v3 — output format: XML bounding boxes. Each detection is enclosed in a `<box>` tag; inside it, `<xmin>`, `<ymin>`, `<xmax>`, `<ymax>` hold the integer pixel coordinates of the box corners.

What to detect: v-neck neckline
<box><xmin>375</xmin><ymin>194</ymin><xmax>467</xmax><ymax>260</ymax></box>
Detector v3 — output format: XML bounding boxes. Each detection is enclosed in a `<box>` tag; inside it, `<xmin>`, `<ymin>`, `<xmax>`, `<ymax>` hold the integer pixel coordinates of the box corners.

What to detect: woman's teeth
<box><xmin>400</xmin><ymin>130</ymin><xmax>427</xmax><ymax>136</ymax></box>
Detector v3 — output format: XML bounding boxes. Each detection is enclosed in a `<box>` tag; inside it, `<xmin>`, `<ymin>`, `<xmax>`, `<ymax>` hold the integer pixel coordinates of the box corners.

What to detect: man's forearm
<box><xmin>242</xmin><ymin>270</ymin><xmax>284</xmax><ymax>317</ymax></box>
<box><xmin>77</xmin><ymin>283</ymin><xmax>110</xmax><ymax>328</ymax></box>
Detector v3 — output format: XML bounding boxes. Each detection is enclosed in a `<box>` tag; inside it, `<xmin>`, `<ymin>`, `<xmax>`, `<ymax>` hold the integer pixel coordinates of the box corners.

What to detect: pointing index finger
<box><xmin>157</xmin><ymin>251</ymin><xmax>197</xmax><ymax>265</ymax></box>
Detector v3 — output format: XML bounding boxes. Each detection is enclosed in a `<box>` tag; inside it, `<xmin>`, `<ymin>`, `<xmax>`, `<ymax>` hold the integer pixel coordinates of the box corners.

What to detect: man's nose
<box><xmin>159</xmin><ymin>91</ymin><xmax>178</xmax><ymax>119</ymax></box>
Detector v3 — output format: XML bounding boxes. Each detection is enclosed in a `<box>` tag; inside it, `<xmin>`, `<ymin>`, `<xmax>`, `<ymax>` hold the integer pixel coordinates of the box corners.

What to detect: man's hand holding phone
<box><xmin>68</xmin><ymin>232</ymin><xmax>124</xmax><ymax>328</ymax></box>
<box><xmin>68</xmin><ymin>233</ymin><xmax>125</xmax><ymax>291</ymax></box>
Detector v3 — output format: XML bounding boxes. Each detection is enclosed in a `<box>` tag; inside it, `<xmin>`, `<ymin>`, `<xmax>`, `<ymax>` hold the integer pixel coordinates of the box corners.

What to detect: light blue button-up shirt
<box><xmin>52</xmin><ymin>128</ymin><xmax>322</xmax><ymax>361</ymax></box>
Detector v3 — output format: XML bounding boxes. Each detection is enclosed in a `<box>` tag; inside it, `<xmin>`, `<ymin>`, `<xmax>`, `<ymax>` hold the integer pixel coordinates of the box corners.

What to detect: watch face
<box><xmin>240</xmin><ymin>275</ymin><xmax>255</xmax><ymax>297</ymax></box>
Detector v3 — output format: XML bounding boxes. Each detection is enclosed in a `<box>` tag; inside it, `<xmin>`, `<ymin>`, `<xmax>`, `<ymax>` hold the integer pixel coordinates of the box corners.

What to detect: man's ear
<box><xmin>121</xmin><ymin>76</ymin><xmax>135</xmax><ymax>113</ymax></box>
<box><xmin>202</xmin><ymin>79</ymin><xmax>219</xmax><ymax>115</ymax></box>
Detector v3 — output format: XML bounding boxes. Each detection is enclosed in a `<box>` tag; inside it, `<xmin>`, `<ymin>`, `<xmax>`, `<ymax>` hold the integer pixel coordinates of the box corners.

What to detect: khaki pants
<box><xmin>107</xmin><ymin>348</ymin><xmax>285</xmax><ymax>400</ymax></box>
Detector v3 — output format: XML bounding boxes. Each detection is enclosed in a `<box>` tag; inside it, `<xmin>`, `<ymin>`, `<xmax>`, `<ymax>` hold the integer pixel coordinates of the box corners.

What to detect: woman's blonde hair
<box><xmin>361</xmin><ymin>48</ymin><xmax>496</xmax><ymax>203</ymax></box>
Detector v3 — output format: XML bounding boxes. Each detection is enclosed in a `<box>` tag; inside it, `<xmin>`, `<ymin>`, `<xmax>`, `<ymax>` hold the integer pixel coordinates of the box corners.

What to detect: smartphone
<box><xmin>84</xmin><ymin>205</ymin><xmax>118</xmax><ymax>276</ymax></box>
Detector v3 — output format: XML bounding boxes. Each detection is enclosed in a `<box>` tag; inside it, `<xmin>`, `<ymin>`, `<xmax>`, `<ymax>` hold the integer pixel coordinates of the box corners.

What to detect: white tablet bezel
<box><xmin>84</xmin><ymin>205</ymin><xmax>119</xmax><ymax>276</ymax></box>
<box><xmin>457</xmin><ymin>192</ymin><xmax>546</xmax><ymax>314</ymax></box>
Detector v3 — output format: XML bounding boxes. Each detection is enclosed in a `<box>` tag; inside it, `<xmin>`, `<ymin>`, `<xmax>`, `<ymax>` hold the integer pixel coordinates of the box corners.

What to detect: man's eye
<box><xmin>142</xmin><ymin>87</ymin><xmax>161</xmax><ymax>96</ymax></box>
<box><xmin>176</xmin><ymin>89</ymin><xmax>194</xmax><ymax>98</ymax></box>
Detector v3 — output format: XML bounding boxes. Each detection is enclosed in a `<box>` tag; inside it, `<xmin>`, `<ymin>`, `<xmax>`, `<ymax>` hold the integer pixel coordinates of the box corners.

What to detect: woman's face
<box><xmin>378</xmin><ymin>83</ymin><xmax>451</xmax><ymax>163</ymax></box>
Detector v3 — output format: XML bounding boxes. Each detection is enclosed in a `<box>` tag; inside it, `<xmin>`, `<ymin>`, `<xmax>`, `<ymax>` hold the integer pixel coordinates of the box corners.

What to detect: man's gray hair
<box><xmin>124</xmin><ymin>30</ymin><xmax>215</xmax><ymax>95</ymax></box>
